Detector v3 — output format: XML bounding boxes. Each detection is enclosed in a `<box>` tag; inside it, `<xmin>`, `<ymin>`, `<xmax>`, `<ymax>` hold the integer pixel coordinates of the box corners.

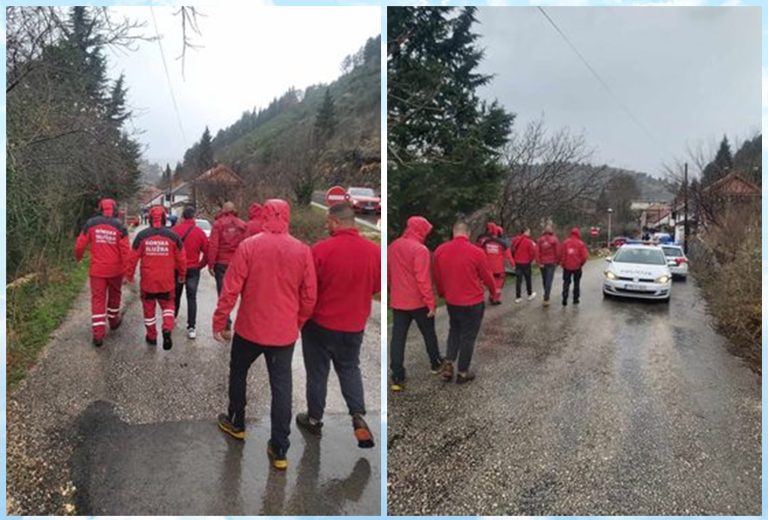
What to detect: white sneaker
<box><xmin>514</xmin><ymin>298</ymin><xmax>522</xmax><ymax>303</ymax></box>
<box><xmin>187</xmin><ymin>327</ymin><xmax>196</xmax><ymax>339</ymax></box>
<box><xmin>527</xmin><ymin>292</ymin><xmax>537</xmax><ymax>301</ymax></box>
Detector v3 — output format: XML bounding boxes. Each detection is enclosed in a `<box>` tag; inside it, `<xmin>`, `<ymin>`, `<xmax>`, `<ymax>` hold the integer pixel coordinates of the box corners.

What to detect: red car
<box><xmin>347</xmin><ymin>187</ymin><xmax>381</xmax><ymax>214</ymax></box>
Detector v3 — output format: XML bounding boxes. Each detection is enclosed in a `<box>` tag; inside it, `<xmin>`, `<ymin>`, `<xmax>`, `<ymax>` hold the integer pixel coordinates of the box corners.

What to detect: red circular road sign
<box><xmin>325</xmin><ymin>186</ymin><xmax>349</xmax><ymax>206</ymax></box>
<box><xmin>589</xmin><ymin>227</ymin><xmax>599</xmax><ymax>237</ymax></box>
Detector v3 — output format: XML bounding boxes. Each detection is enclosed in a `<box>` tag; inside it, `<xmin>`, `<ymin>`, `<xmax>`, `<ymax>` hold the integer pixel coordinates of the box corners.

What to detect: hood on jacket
<box><xmin>99</xmin><ymin>198</ymin><xmax>116</xmax><ymax>218</ymax></box>
<box><xmin>248</xmin><ymin>202</ymin><xmax>263</xmax><ymax>222</ymax></box>
<box><xmin>570</xmin><ymin>227</ymin><xmax>582</xmax><ymax>239</ymax></box>
<box><xmin>149</xmin><ymin>205</ymin><xmax>166</xmax><ymax>228</ymax></box>
<box><xmin>486</xmin><ymin>222</ymin><xmax>503</xmax><ymax>237</ymax></box>
<box><xmin>262</xmin><ymin>199</ymin><xmax>290</xmax><ymax>234</ymax></box>
<box><xmin>402</xmin><ymin>216</ymin><xmax>432</xmax><ymax>243</ymax></box>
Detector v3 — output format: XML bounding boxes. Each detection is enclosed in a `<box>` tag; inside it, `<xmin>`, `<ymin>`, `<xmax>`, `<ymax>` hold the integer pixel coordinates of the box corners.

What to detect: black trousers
<box><xmin>174</xmin><ymin>267</ymin><xmax>200</xmax><ymax>328</ymax></box>
<box><xmin>515</xmin><ymin>263</ymin><xmax>533</xmax><ymax>298</ymax></box>
<box><xmin>389</xmin><ymin>307</ymin><xmax>441</xmax><ymax>384</ymax></box>
<box><xmin>214</xmin><ymin>263</ymin><xmax>232</xmax><ymax>328</ymax></box>
<box><xmin>301</xmin><ymin>320</ymin><xmax>365</xmax><ymax>420</ymax></box>
<box><xmin>541</xmin><ymin>264</ymin><xmax>556</xmax><ymax>301</ymax></box>
<box><xmin>562</xmin><ymin>268</ymin><xmax>583</xmax><ymax>303</ymax></box>
<box><xmin>227</xmin><ymin>334</ymin><xmax>294</xmax><ymax>452</ymax></box>
<box><xmin>446</xmin><ymin>302</ymin><xmax>485</xmax><ymax>373</ymax></box>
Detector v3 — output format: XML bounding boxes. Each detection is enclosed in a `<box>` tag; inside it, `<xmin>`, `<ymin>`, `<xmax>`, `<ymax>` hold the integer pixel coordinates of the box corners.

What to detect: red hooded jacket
<box><xmin>480</xmin><ymin>224</ymin><xmax>514</xmax><ymax>274</ymax></box>
<box><xmin>387</xmin><ymin>216</ymin><xmax>436</xmax><ymax>312</ymax></box>
<box><xmin>537</xmin><ymin>231</ymin><xmax>561</xmax><ymax>265</ymax></box>
<box><xmin>560</xmin><ymin>228</ymin><xmax>589</xmax><ymax>271</ymax></box>
<box><xmin>127</xmin><ymin>207</ymin><xmax>187</xmax><ymax>293</ymax></box>
<box><xmin>311</xmin><ymin>227</ymin><xmax>380</xmax><ymax>333</ymax></box>
<box><xmin>208</xmin><ymin>210</ymin><xmax>247</xmax><ymax>267</ymax></box>
<box><xmin>245</xmin><ymin>202</ymin><xmax>264</xmax><ymax>237</ymax></box>
<box><xmin>74</xmin><ymin>199</ymin><xmax>130</xmax><ymax>278</ymax></box>
<box><xmin>171</xmin><ymin>218</ymin><xmax>209</xmax><ymax>269</ymax></box>
<box><xmin>433</xmin><ymin>235</ymin><xmax>496</xmax><ymax>306</ymax></box>
<box><xmin>213</xmin><ymin>199</ymin><xmax>317</xmax><ymax>346</ymax></box>
<box><xmin>512</xmin><ymin>234</ymin><xmax>538</xmax><ymax>265</ymax></box>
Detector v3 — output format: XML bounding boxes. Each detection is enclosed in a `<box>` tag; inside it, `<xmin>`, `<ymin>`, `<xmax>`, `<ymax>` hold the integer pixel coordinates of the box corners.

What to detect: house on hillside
<box><xmin>191</xmin><ymin>164</ymin><xmax>246</xmax><ymax>216</ymax></box>
<box><xmin>630</xmin><ymin>201</ymin><xmax>672</xmax><ymax>229</ymax></box>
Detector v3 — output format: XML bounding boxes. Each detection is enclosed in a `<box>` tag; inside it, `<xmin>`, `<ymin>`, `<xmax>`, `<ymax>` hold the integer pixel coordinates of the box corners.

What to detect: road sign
<box><xmin>589</xmin><ymin>227</ymin><xmax>599</xmax><ymax>237</ymax></box>
<box><xmin>325</xmin><ymin>186</ymin><xmax>349</xmax><ymax>206</ymax></box>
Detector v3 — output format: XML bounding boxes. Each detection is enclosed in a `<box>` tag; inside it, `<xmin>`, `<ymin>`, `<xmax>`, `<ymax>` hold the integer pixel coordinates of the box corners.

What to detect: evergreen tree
<box><xmin>388</xmin><ymin>7</ymin><xmax>514</xmax><ymax>243</ymax></box>
<box><xmin>314</xmin><ymin>88</ymin><xmax>337</xmax><ymax>145</ymax></box>
<box><xmin>702</xmin><ymin>135</ymin><xmax>733</xmax><ymax>185</ymax></box>
<box><xmin>197</xmin><ymin>126</ymin><xmax>215</xmax><ymax>173</ymax></box>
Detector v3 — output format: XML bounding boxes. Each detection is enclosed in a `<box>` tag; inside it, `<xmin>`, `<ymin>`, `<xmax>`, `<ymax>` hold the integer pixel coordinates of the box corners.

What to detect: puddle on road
<box><xmin>70</xmin><ymin>401</ymin><xmax>379</xmax><ymax>515</ymax></box>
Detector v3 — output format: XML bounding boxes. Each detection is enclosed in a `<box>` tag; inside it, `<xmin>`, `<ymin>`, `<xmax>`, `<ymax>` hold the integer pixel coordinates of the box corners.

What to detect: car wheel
<box><xmin>662</xmin><ymin>296</ymin><xmax>671</xmax><ymax>303</ymax></box>
<box><xmin>603</xmin><ymin>290</ymin><xmax>610</xmax><ymax>300</ymax></box>
<box><xmin>679</xmin><ymin>275</ymin><xmax>687</xmax><ymax>282</ymax></box>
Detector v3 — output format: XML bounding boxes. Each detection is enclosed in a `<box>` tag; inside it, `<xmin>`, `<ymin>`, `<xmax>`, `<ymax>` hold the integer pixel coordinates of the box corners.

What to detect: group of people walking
<box><xmin>75</xmin><ymin>197</ymin><xmax>380</xmax><ymax>471</ymax></box>
<box><xmin>388</xmin><ymin>215</ymin><xmax>589</xmax><ymax>390</ymax></box>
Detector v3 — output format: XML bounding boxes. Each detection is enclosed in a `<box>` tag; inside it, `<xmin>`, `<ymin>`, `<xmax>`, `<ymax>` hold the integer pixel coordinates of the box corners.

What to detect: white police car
<box><xmin>603</xmin><ymin>244</ymin><xmax>672</xmax><ymax>302</ymax></box>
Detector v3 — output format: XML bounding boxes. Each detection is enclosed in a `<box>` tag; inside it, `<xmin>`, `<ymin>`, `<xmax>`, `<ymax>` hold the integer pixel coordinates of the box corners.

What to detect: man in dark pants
<box><xmin>512</xmin><ymin>227</ymin><xmax>538</xmax><ymax>303</ymax></box>
<box><xmin>433</xmin><ymin>221</ymin><xmax>496</xmax><ymax>384</ymax></box>
<box><xmin>171</xmin><ymin>206</ymin><xmax>208</xmax><ymax>339</ymax></box>
<box><xmin>296</xmin><ymin>203</ymin><xmax>380</xmax><ymax>448</ymax></box>
<box><xmin>387</xmin><ymin>216</ymin><xmax>442</xmax><ymax>392</ymax></box>
<box><xmin>560</xmin><ymin>227</ymin><xmax>589</xmax><ymax>306</ymax></box>
<box><xmin>213</xmin><ymin>199</ymin><xmax>317</xmax><ymax>471</ymax></box>
<box><xmin>536</xmin><ymin>224</ymin><xmax>560</xmax><ymax>307</ymax></box>
<box><xmin>208</xmin><ymin>201</ymin><xmax>246</xmax><ymax>339</ymax></box>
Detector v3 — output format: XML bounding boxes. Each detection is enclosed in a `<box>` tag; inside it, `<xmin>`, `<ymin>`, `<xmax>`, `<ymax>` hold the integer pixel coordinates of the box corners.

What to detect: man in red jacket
<box><xmin>74</xmin><ymin>198</ymin><xmax>130</xmax><ymax>347</ymax></box>
<box><xmin>433</xmin><ymin>220</ymin><xmax>496</xmax><ymax>384</ymax></box>
<box><xmin>511</xmin><ymin>227</ymin><xmax>538</xmax><ymax>303</ymax></box>
<box><xmin>208</xmin><ymin>201</ymin><xmax>247</xmax><ymax>339</ymax></box>
<box><xmin>480</xmin><ymin>222</ymin><xmax>514</xmax><ymax>305</ymax></box>
<box><xmin>536</xmin><ymin>224</ymin><xmax>561</xmax><ymax>307</ymax></box>
<box><xmin>560</xmin><ymin>227</ymin><xmax>589</xmax><ymax>306</ymax></box>
<box><xmin>387</xmin><ymin>216</ymin><xmax>442</xmax><ymax>392</ymax></box>
<box><xmin>296</xmin><ymin>203</ymin><xmax>379</xmax><ymax>449</ymax></box>
<box><xmin>245</xmin><ymin>202</ymin><xmax>264</xmax><ymax>237</ymax></box>
<box><xmin>213</xmin><ymin>199</ymin><xmax>317</xmax><ymax>471</ymax></box>
<box><xmin>171</xmin><ymin>206</ymin><xmax>209</xmax><ymax>339</ymax></box>
<box><xmin>126</xmin><ymin>205</ymin><xmax>186</xmax><ymax>350</ymax></box>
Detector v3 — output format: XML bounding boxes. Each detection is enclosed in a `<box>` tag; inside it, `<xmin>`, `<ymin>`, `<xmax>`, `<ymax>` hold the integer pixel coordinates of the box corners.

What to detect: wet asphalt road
<box><xmin>7</xmin><ymin>261</ymin><xmax>381</xmax><ymax>515</ymax></box>
<box><xmin>387</xmin><ymin>259</ymin><xmax>761</xmax><ymax>516</ymax></box>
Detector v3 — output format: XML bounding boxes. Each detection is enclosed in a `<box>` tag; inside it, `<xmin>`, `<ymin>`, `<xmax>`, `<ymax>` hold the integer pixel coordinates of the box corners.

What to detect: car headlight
<box><xmin>604</xmin><ymin>271</ymin><xmax>617</xmax><ymax>280</ymax></box>
<box><xmin>656</xmin><ymin>275</ymin><xmax>670</xmax><ymax>284</ymax></box>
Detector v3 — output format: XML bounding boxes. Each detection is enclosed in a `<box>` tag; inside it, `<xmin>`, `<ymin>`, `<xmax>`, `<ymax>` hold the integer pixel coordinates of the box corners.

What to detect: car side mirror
<box><xmin>605</xmin><ymin>256</ymin><xmax>613</xmax><ymax>262</ymax></box>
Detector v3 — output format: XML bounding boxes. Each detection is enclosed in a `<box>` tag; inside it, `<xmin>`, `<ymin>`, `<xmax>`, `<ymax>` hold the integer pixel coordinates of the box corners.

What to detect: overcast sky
<box><xmin>106</xmin><ymin>6</ymin><xmax>380</xmax><ymax>168</ymax></box>
<box><xmin>474</xmin><ymin>6</ymin><xmax>761</xmax><ymax>177</ymax></box>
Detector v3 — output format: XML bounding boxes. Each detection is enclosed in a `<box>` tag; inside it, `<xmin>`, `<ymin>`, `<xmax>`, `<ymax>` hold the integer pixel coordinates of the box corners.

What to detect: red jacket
<box><xmin>560</xmin><ymin>228</ymin><xmax>589</xmax><ymax>271</ymax></box>
<box><xmin>74</xmin><ymin>214</ymin><xmax>130</xmax><ymax>278</ymax></box>
<box><xmin>433</xmin><ymin>236</ymin><xmax>496</xmax><ymax>306</ymax></box>
<box><xmin>387</xmin><ymin>216</ymin><xmax>436</xmax><ymax>312</ymax></box>
<box><xmin>481</xmin><ymin>237</ymin><xmax>515</xmax><ymax>274</ymax></box>
<box><xmin>246</xmin><ymin>202</ymin><xmax>264</xmax><ymax>237</ymax></box>
<box><xmin>172</xmin><ymin>219</ymin><xmax>209</xmax><ymax>269</ymax></box>
<box><xmin>208</xmin><ymin>211</ymin><xmax>247</xmax><ymax>267</ymax></box>
<box><xmin>512</xmin><ymin>234</ymin><xmax>538</xmax><ymax>265</ymax></box>
<box><xmin>213</xmin><ymin>199</ymin><xmax>317</xmax><ymax>346</ymax></box>
<box><xmin>311</xmin><ymin>227</ymin><xmax>380</xmax><ymax>332</ymax></box>
<box><xmin>126</xmin><ymin>226</ymin><xmax>187</xmax><ymax>294</ymax></box>
<box><xmin>537</xmin><ymin>232</ymin><xmax>561</xmax><ymax>265</ymax></box>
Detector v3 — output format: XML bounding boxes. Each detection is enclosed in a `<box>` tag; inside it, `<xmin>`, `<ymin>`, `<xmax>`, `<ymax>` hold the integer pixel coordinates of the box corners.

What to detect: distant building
<box><xmin>191</xmin><ymin>164</ymin><xmax>246</xmax><ymax>217</ymax></box>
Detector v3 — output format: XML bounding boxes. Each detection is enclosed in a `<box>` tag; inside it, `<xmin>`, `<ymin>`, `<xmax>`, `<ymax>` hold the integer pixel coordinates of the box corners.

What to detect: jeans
<box><xmin>389</xmin><ymin>307</ymin><xmax>441</xmax><ymax>383</ymax></box>
<box><xmin>174</xmin><ymin>267</ymin><xmax>200</xmax><ymax>328</ymax></box>
<box><xmin>214</xmin><ymin>263</ymin><xmax>232</xmax><ymax>328</ymax></box>
<box><xmin>301</xmin><ymin>320</ymin><xmax>365</xmax><ymax>420</ymax></box>
<box><xmin>227</xmin><ymin>334</ymin><xmax>295</xmax><ymax>452</ymax></box>
<box><xmin>515</xmin><ymin>263</ymin><xmax>533</xmax><ymax>298</ymax></box>
<box><xmin>562</xmin><ymin>268</ymin><xmax>583</xmax><ymax>303</ymax></box>
<box><xmin>541</xmin><ymin>264</ymin><xmax>556</xmax><ymax>301</ymax></box>
<box><xmin>446</xmin><ymin>302</ymin><xmax>485</xmax><ymax>373</ymax></box>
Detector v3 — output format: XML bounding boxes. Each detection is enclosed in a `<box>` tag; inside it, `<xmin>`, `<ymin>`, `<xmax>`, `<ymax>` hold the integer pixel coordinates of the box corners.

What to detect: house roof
<box><xmin>702</xmin><ymin>171</ymin><xmax>760</xmax><ymax>195</ymax></box>
<box><xmin>193</xmin><ymin>164</ymin><xmax>244</xmax><ymax>185</ymax></box>
<box><xmin>140</xmin><ymin>185</ymin><xmax>163</xmax><ymax>205</ymax></box>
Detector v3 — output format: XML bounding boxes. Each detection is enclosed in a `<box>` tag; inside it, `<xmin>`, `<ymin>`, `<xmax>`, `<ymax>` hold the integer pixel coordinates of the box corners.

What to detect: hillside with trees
<box><xmin>176</xmin><ymin>35</ymin><xmax>381</xmax><ymax>205</ymax></box>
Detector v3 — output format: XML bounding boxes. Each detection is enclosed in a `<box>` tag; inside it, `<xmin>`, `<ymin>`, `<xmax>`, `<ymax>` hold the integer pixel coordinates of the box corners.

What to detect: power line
<box><xmin>150</xmin><ymin>6</ymin><xmax>187</xmax><ymax>148</ymax></box>
<box><xmin>537</xmin><ymin>7</ymin><xmax>670</xmax><ymax>155</ymax></box>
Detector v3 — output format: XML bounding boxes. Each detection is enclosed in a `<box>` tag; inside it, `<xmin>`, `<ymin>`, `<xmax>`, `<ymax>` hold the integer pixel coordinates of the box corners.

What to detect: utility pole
<box><xmin>607</xmin><ymin>208</ymin><xmax>613</xmax><ymax>247</ymax></box>
<box><xmin>684</xmin><ymin>162</ymin><xmax>689</xmax><ymax>254</ymax></box>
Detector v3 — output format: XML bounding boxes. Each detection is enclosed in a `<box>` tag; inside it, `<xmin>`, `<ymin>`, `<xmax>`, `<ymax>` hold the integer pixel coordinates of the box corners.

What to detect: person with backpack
<box><xmin>536</xmin><ymin>224</ymin><xmax>561</xmax><ymax>307</ymax></box>
<box><xmin>171</xmin><ymin>206</ymin><xmax>209</xmax><ymax>339</ymax></box>
<box><xmin>245</xmin><ymin>202</ymin><xmax>264</xmax><ymax>237</ymax></box>
<box><xmin>511</xmin><ymin>227</ymin><xmax>538</xmax><ymax>303</ymax></box>
<box><xmin>560</xmin><ymin>227</ymin><xmax>590</xmax><ymax>306</ymax></box>
<box><xmin>208</xmin><ymin>201</ymin><xmax>247</xmax><ymax>339</ymax></box>
<box><xmin>479</xmin><ymin>222</ymin><xmax>514</xmax><ymax>304</ymax></box>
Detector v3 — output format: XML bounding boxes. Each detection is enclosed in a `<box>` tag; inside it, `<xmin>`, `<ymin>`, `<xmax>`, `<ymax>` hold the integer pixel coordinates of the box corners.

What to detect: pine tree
<box><xmin>197</xmin><ymin>126</ymin><xmax>215</xmax><ymax>173</ymax></box>
<box><xmin>314</xmin><ymin>88</ymin><xmax>337</xmax><ymax>145</ymax></box>
<box><xmin>702</xmin><ymin>135</ymin><xmax>733</xmax><ymax>185</ymax></box>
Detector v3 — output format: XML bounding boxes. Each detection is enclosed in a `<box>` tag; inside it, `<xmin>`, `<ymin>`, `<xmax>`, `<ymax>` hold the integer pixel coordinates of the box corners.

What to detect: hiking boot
<box><xmin>390</xmin><ymin>381</ymin><xmax>404</xmax><ymax>392</ymax></box>
<box><xmin>430</xmin><ymin>359</ymin><xmax>445</xmax><ymax>374</ymax></box>
<box><xmin>162</xmin><ymin>330</ymin><xmax>172</xmax><ymax>351</ymax></box>
<box><xmin>146</xmin><ymin>335</ymin><xmax>157</xmax><ymax>346</ymax></box>
<box><xmin>217</xmin><ymin>413</ymin><xmax>246</xmax><ymax>440</ymax></box>
<box><xmin>92</xmin><ymin>337</ymin><xmax>104</xmax><ymax>348</ymax></box>
<box><xmin>352</xmin><ymin>414</ymin><xmax>375</xmax><ymax>449</ymax></box>
<box><xmin>527</xmin><ymin>292</ymin><xmax>537</xmax><ymax>301</ymax></box>
<box><xmin>441</xmin><ymin>360</ymin><xmax>454</xmax><ymax>382</ymax></box>
<box><xmin>187</xmin><ymin>327</ymin><xmax>196</xmax><ymax>340</ymax></box>
<box><xmin>543</xmin><ymin>299</ymin><xmax>550</xmax><ymax>307</ymax></box>
<box><xmin>109</xmin><ymin>316</ymin><xmax>122</xmax><ymax>331</ymax></box>
<box><xmin>296</xmin><ymin>412</ymin><xmax>323</xmax><ymax>437</ymax></box>
<box><xmin>267</xmin><ymin>440</ymin><xmax>288</xmax><ymax>470</ymax></box>
<box><xmin>562</xmin><ymin>299</ymin><xmax>568</xmax><ymax>306</ymax></box>
<box><xmin>573</xmin><ymin>299</ymin><xmax>580</xmax><ymax>305</ymax></box>
<box><xmin>456</xmin><ymin>371</ymin><xmax>476</xmax><ymax>385</ymax></box>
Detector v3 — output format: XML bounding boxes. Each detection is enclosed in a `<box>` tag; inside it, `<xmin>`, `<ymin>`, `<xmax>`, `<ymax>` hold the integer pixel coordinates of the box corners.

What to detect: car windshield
<box><xmin>613</xmin><ymin>248</ymin><xmax>666</xmax><ymax>265</ymax></box>
<box><xmin>662</xmin><ymin>246</ymin><xmax>683</xmax><ymax>257</ymax></box>
<box><xmin>349</xmin><ymin>188</ymin><xmax>375</xmax><ymax>197</ymax></box>
<box><xmin>196</xmin><ymin>219</ymin><xmax>211</xmax><ymax>230</ymax></box>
